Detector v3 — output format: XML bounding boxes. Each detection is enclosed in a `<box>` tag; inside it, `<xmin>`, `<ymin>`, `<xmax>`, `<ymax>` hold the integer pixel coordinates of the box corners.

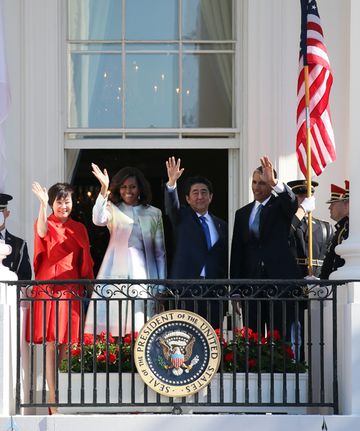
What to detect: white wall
<box><xmin>3</xmin><ymin>0</ymin><xmax>64</xmax><ymax>263</ymax></box>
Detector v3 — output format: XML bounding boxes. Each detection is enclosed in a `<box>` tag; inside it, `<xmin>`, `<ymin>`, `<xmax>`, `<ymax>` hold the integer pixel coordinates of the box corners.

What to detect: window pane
<box><xmin>126</xmin><ymin>43</ymin><xmax>178</xmax><ymax>52</ymax></box>
<box><xmin>126</xmin><ymin>0</ymin><xmax>178</xmax><ymax>40</ymax></box>
<box><xmin>69</xmin><ymin>43</ymin><xmax>122</xmax><ymax>52</ymax></box>
<box><xmin>126</xmin><ymin>54</ymin><xmax>179</xmax><ymax>128</ymax></box>
<box><xmin>182</xmin><ymin>54</ymin><xmax>232</xmax><ymax>128</ymax></box>
<box><xmin>182</xmin><ymin>0</ymin><xmax>232</xmax><ymax>40</ymax></box>
<box><xmin>183</xmin><ymin>43</ymin><xmax>234</xmax><ymax>51</ymax></box>
<box><xmin>68</xmin><ymin>0</ymin><xmax>122</xmax><ymax>40</ymax></box>
<box><xmin>69</xmin><ymin>54</ymin><xmax>122</xmax><ymax>128</ymax></box>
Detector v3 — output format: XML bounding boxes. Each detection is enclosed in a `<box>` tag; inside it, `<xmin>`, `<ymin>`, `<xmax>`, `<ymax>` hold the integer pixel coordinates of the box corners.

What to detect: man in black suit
<box><xmin>0</xmin><ymin>193</ymin><xmax>32</xmax><ymax>280</ymax></box>
<box><xmin>288</xmin><ymin>180</ymin><xmax>333</xmax><ymax>278</ymax></box>
<box><xmin>164</xmin><ymin>157</ymin><xmax>228</xmax><ymax>327</ymax></box>
<box><xmin>230</xmin><ymin>156</ymin><xmax>301</xmax><ymax>333</ymax></box>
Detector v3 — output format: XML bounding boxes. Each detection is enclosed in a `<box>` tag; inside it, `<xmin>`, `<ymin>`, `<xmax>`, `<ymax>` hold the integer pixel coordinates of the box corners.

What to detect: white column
<box><xmin>330</xmin><ymin>0</ymin><xmax>360</xmax><ymax>280</ymax></box>
<box><xmin>328</xmin><ymin>0</ymin><xmax>360</xmax><ymax>415</ymax></box>
<box><xmin>0</xmin><ymin>242</ymin><xmax>18</xmax><ymax>415</ymax></box>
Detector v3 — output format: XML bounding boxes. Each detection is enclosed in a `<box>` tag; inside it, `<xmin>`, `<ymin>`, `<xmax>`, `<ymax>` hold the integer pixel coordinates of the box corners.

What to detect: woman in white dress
<box><xmin>85</xmin><ymin>163</ymin><xmax>166</xmax><ymax>336</ymax></box>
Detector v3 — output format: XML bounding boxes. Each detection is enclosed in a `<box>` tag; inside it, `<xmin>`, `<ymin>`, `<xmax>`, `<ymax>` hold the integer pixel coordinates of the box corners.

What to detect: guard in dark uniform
<box><xmin>0</xmin><ymin>193</ymin><xmax>32</xmax><ymax>280</ymax></box>
<box><xmin>320</xmin><ymin>182</ymin><xmax>349</xmax><ymax>279</ymax></box>
<box><xmin>288</xmin><ymin>180</ymin><xmax>334</xmax><ymax>277</ymax></box>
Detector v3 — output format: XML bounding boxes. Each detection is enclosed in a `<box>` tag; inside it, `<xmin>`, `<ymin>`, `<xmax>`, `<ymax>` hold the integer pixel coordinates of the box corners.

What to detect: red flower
<box><xmin>97</xmin><ymin>354</ymin><xmax>106</xmax><ymax>362</ymax></box>
<box><xmin>108</xmin><ymin>353</ymin><xmax>117</xmax><ymax>363</ymax></box>
<box><xmin>123</xmin><ymin>335</ymin><xmax>132</xmax><ymax>345</ymax></box>
<box><xmin>284</xmin><ymin>345</ymin><xmax>295</xmax><ymax>359</ymax></box>
<box><xmin>83</xmin><ymin>333</ymin><xmax>94</xmax><ymax>345</ymax></box>
<box><xmin>98</xmin><ymin>331</ymin><xmax>115</xmax><ymax>344</ymax></box>
<box><xmin>267</xmin><ymin>329</ymin><xmax>281</xmax><ymax>341</ymax></box>
<box><xmin>235</xmin><ymin>327</ymin><xmax>253</xmax><ymax>338</ymax></box>
<box><xmin>123</xmin><ymin>332</ymin><xmax>138</xmax><ymax>345</ymax></box>
<box><xmin>248</xmin><ymin>359</ymin><xmax>257</xmax><ymax>369</ymax></box>
<box><xmin>224</xmin><ymin>352</ymin><xmax>234</xmax><ymax>362</ymax></box>
<box><xmin>71</xmin><ymin>348</ymin><xmax>81</xmax><ymax>356</ymax></box>
<box><xmin>249</xmin><ymin>332</ymin><xmax>260</xmax><ymax>343</ymax></box>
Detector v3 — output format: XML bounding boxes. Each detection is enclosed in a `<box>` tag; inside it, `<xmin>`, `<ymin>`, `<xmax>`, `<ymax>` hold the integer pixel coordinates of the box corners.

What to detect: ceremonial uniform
<box><xmin>0</xmin><ymin>192</ymin><xmax>32</xmax><ymax>280</ymax></box>
<box><xmin>287</xmin><ymin>180</ymin><xmax>333</xmax><ymax>278</ymax></box>
<box><xmin>2</xmin><ymin>230</ymin><xmax>31</xmax><ymax>280</ymax></box>
<box><xmin>289</xmin><ymin>215</ymin><xmax>333</xmax><ymax>277</ymax></box>
<box><xmin>319</xmin><ymin>182</ymin><xmax>349</xmax><ymax>279</ymax></box>
<box><xmin>320</xmin><ymin>216</ymin><xmax>349</xmax><ymax>279</ymax></box>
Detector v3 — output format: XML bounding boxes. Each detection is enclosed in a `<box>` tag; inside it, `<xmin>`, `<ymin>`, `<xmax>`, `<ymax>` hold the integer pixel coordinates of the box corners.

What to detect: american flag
<box><xmin>296</xmin><ymin>0</ymin><xmax>336</xmax><ymax>177</ymax></box>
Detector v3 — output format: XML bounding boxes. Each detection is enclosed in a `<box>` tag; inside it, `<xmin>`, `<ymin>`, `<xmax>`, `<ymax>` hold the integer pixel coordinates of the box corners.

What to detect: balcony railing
<box><xmin>14</xmin><ymin>278</ymin><xmax>339</xmax><ymax>414</ymax></box>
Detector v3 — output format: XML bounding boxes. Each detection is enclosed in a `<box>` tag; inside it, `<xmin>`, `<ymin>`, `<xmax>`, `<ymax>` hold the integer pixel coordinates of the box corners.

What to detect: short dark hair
<box><xmin>48</xmin><ymin>183</ymin><xmax>74</xmax><ymax>207</ymax></box>
<box><xmin>109</xmin><ymin>167</ymin><xmax>152</xmax><ymax>205</ymax></box>
<box><xmin>254</xmin><ymin>165</ymin><xmax>278</xmax><ymax>179</ymax></box>
<box><xmin>184</xmin><ymin>176</ymin><xmax>213</xmax><ymax>196</ymax></box>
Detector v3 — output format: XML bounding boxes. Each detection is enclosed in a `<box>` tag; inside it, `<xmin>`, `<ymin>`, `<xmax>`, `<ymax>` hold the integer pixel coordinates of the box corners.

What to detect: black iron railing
<box><xmin>13</xmin><ymin>278</ymin><xmax>340</xmax><ymax>414</ymax></box>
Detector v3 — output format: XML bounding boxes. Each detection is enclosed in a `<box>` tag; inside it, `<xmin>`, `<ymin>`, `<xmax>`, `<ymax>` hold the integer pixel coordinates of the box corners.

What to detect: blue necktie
<box><xmin>199</xmin><ymin>216</ymin><xmax>212</xmax><ymax>250</ymax></box>
<box><xmin>250</xmin><ymin>204</ymin><xmax>263</xmax><ymax>239</ymax></box>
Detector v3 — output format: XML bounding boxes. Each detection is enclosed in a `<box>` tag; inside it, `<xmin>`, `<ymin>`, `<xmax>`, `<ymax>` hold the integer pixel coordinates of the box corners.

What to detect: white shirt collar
<box><xmin>255</xmin><ymin>195</ymin><xmax>272</xmax><ymax>207</ymax></box>
<box><xmin>197</xmin><ymin>211</ymin><xmax>209</xmax><ymax>219</ymax></box>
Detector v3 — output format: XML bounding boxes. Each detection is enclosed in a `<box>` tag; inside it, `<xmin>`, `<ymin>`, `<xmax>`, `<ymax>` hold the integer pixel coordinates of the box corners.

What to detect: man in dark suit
<box><xmin>230</xmin><ymin>156</ymin><xmax>302</xmax><ymax>333</ymax></box>
<box><xmin>164</xmin><ymin>157</ymin><xmax>228</xmax><ymax>327</ymax></box>
<box><xmin>288</xmin><ymin>180</ymin><xmax>333</xmax><ymax>278</ymax></box>
<box><xmin>320</xmin><ymin>182</ymin><xmax>349</xmax><ymax>279</ymax></box>
<box><xmin>0</xmin><ymin>193</ymin><xmax>32</xmax><ymax>280</ymax></box>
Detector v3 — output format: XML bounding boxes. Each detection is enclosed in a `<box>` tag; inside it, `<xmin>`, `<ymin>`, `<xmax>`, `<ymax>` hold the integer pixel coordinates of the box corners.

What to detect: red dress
<box><xmin>26</xmin><ymin>214</ymin><xmax>94</xmax><ymax>344</ymax></box>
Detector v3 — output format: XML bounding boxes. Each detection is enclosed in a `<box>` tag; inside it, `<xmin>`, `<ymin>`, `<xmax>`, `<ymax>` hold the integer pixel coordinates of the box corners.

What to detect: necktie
<box><xmin>250</xmin><ymin>204</ymin><xmax>263</xmax><ymax>239</ymax></box>
<box><xmin>199</xmin><ymin>216</ymin><xmax>212</xmax><ymax>249</ymax></box>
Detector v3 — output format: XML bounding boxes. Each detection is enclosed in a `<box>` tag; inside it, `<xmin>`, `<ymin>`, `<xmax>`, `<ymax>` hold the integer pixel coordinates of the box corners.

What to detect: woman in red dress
<box><xmin>27</xmin><ymin>182</ymin><xmax>94</xmax><ymax>414</ymax></box>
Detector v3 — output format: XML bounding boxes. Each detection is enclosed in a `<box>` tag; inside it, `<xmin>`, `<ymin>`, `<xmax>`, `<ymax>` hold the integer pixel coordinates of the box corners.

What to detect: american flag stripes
<box><xmin>296</xmin><ymin>0</ymin><xmax>336</xmax><ymax>177</ymax></box>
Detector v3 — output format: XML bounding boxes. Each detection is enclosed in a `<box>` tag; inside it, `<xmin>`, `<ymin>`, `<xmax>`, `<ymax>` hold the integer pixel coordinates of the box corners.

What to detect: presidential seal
<box><xmin>134</xmin><ymin>310</ymin><xmax>221</xmax><ymax>397</ymax></box>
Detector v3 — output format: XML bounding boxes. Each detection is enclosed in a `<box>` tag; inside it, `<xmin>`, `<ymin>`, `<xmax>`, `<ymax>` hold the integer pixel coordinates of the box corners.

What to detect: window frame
<box><xmin>64</xmin><ymin>0</ymin><xmax>239</xmax><ymax>148</ymax></box>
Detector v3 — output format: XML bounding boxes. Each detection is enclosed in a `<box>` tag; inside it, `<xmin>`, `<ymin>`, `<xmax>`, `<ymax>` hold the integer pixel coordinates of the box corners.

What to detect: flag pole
<box><xmin>304</xmin><ymin>65</ymin><xmax>313</xmax><ymax>276</ymax></box>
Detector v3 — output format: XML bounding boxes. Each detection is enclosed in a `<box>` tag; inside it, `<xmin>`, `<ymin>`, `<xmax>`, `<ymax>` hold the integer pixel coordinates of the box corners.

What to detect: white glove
<box><xmin>304</xmin><ymin>275</ymin><xmax>320</xmax><ymax>281</ymax></box>
<box><xmin>304</xmin><ymin>274</ymin><xmax>320</xmax><ymax>289</ymax></box>
<box><xmin>300</xmin><ymin>196</ymin><xmax>315</xmax><ymax>213</ymax></box>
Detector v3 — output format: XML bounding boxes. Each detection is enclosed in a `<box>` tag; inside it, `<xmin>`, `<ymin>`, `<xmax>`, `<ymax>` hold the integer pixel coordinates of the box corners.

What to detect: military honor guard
<box><xmin>0</xmin><ymin>193</ymin><xmax>32</xmax><ymax>280</ymax></box>
<box><xmin>288</xmin><ymin>180</ymin><xmax>334</xmax><ymax>277</ymax></box>
<box><xmin>320</xmin><ymin>182</ymin><xmax>349</xmax><ymax>279</ymax></box>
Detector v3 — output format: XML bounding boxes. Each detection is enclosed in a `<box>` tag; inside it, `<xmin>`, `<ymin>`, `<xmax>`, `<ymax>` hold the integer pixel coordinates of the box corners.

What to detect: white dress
<box><xmin>84</xmin><ymin>194</ymin><xmax>166</xmax><ymax>336</ymax></box>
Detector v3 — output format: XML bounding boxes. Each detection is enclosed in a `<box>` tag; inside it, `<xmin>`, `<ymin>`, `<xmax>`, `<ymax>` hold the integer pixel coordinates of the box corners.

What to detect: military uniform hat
<box><xmin>326</xmin><ymin>184</ymin><xmax>347</xmax><ymax>203</ymax></box>
<box><xmin>0</xmin><ymin>193</ymin><xmax>13</xmax><ymax>210</ymax></box>
<box><xmin>287</xmin><ymin>179</ymin><xmax>319</xmax><ymax>195</ymax></box>
<box><xmin>343</xmin><ymin>180</ymin><xmax>350</xmax><ymax>200</ymax></box>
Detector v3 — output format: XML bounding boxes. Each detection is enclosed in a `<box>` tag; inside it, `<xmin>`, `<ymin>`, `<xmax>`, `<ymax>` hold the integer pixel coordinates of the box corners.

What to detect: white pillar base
<box><xmin>329</xmin><ymin>240</ymin><xmax>360</xmax><ymax>280</ymax></box>
<box><xmin>337</xmin><ymin>283</ymin><xmax>360</xmax><ymax>414</ymax></box>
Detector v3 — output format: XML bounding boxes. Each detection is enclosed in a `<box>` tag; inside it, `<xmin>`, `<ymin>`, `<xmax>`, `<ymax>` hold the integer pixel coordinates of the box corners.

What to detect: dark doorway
<box><xmin>71</xmin><ymin>149</ymin><xmax>228</xmax><ymax>276</ymax></box>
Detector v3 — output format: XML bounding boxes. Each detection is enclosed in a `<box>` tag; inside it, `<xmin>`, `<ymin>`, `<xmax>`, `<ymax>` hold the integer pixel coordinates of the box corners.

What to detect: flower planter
<box><xmin>203</xmin><ymin>372</ymin><xmax>308</xmax><ymax>404</ymax></box>
<box><xmin>58</xmin><ymin>371</ymin><xmax>308</xmax><ymax>413</ymax></box>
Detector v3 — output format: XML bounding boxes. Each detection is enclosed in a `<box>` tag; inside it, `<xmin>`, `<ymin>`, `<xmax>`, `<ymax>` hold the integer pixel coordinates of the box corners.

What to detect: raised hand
<box><xmin>260</xmin><ymin>155</ymin><xmax>277</xmax><ymax>187</ymax></box>
<box><xmin>91</xmin><ymin>163</ymin><xmax>109</xmax><ymax>196</ymax></box>
<box><xmin>32</xmin><ymin>181</ymin><xmax>48</xmax><ymax>207</ymax></box>
<box><xmin>166</xmin><ymin>156</ymin><xmax>184</xmax><ymax>187</ymax></box>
